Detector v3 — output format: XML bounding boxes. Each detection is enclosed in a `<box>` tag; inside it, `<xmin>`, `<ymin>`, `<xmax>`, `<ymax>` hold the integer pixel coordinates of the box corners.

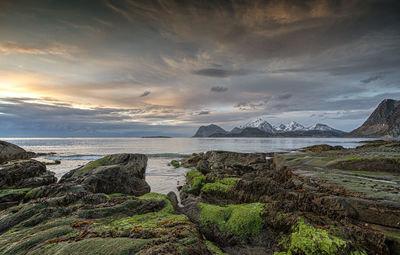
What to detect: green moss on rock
<box><xmin>75</xmin><ymin>155</ymin><xmax>112</xmax><ymax>176</ymax></box>
<box><xmin>31</xmin><ymin>237</ymin><xmax>152</xmax><ymax>255</ymax></box>
<box><xmin>275</xmin><ymin>218</ymin><xmax>366</xmax><ymax>255</ymax></box>
<box><xmin>197</xmin><ymin>202</ymin><xmax>266</xmax><ymax>239</ymax></box>
<box><xmin>206</xmin><ymin>240</ymin><xmax>226</xmax><ymax>254</ymax></box>
<box><xmin>43</xmin><ymin>160</ymin><xmax>61</xmax><ymax>165</ymax></box>
<box><xmin>201</xmin><ymin>178</ymin><xmax>238</xmax><ymax>195</ymax></box>
<box><xmin>0</xmin><ymin>188</ymin><xmax>31</xmax><ymax>198</ymax></box>
<box><xmin>170</xmin><ymin>160</ymin><xmax>180</xmax><ymax>168</ymax></box>
<box><xmin>77</xmin><ymin>199</ymin><xmax>142</xmax><ymax>218</ymax></box>
<box><xmin>91</xmin><ymin>192</ymin><xmax>182</xmax><ymax>232</ymax></box>
<box><xmin>186</xmin><ymin>169</ymin><xmax>206</xmax><ymax>193</ymax></box>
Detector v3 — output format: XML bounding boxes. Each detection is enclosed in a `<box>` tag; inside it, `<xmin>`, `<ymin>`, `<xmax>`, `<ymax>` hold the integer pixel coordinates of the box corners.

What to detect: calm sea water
<box><xmin>2</xmin><ymin>137</ymin><xmax>372</xmax><ymax>194</ymax></box>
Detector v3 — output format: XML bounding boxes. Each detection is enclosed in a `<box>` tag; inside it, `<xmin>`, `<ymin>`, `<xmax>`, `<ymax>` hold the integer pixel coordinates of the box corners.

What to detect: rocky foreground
<box><xmin>0</xmin><ymin>140</ymin><xmax>400</xmax><ymax>254</ymax></box>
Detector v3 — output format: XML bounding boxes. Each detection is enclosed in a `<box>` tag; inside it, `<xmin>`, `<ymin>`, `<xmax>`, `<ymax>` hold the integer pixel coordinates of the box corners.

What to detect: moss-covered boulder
<box><xmin>170</xmin><ymin>160</ymin><xmax>180</xmax><ymax>168</ymax></box>
<box><xmin>0</xmin><ymin>192</ymin><xmax>213</xmax><ymax>255</ymax></box>
<box><xmin>200</xmin><ymin>178</ymin><xmax>238</xmax><ymax>202</ymax></box>
<box><xmin>60</xmin><ymin>154</ymin><xmax>150</xmax><ymax>196</ymax></box>
<box><xmin>184</xmin><ymin>169</ymin><xmax>206</xmax><ymax>195</ymax></box>
<box><xmin>196</xmin><ymin>202</ymin><xmax>266</xmax><ymax>241</ymax></box>
<box><xmin>275</xmin><ymin>218</ymin><xmax>366</xmax><ymax>255</ymax></box>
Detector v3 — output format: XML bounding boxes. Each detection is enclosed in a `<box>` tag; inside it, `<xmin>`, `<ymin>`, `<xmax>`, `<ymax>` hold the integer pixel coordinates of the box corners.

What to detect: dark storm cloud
<box><xmin>193</xmin><ymin>68</ymin><xmax>252</xmax><ymax>78</ymax></box>
<box><xmin>277</xmin><ymin>93</ymin><xmax>292</xmax><ymax>100</ymax></box>
<box><xmin>361</xmin><ymin>75</ymin><xmax>382</xmax><ymax>84</ymax></box>
<box><xmin>210</xmin><ymin>86</ymin><xmax>228</xmax><ymax>93</ymax></box>
<box><xmin>139</xmin><ymin>91</ymin><xmax>151</xmax><ymax>97</ymax></box>
<box><xmin>198</xmin><ymin>111</ymin><xmax>210</xmax><ymax>115</ymax></box>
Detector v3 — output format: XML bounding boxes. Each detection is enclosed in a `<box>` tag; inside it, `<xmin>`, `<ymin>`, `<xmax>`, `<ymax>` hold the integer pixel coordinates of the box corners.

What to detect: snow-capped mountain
<box><xmin>274</xmin><ymin>121</ymin><xmax>306</xmax><ymax>132</ymax></box>
<box><xmin>274</xmin><ymin>124</ymin><xmax>287</xmax><ymax>131</ymax></box>
<box><xmin>194</xmin><ymin>118</ymin><xmax>346</xmax><ymax>137</ymax></box>
<box><xmin>238</xmin><ymin>117</ymin><xmax>276</xmax><ymax>133</ymax></box>
<box><xmin>306</xmin><ymin>123</ymin><xmax>335</xmax><ymax>131</ymax></box>
<box><xmin>284</xmin><ymin>121</ymin><xmax>306</xmax><ymax>131</ymax></box>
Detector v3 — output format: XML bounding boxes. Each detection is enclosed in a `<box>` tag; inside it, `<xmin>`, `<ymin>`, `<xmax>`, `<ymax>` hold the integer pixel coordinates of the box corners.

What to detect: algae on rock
<box><xmin>197</xmin><ymin>202</ymin><xmax>266</xmax><ymax>239</ymax></box>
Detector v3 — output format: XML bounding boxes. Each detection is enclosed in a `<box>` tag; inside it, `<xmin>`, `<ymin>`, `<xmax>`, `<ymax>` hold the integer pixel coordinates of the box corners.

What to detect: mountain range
<box><xmin>193</xmin><ymin>119</ymin><xmax>346</xmax><ymax>137</ymax></box>
<box><xmin>194</xmin><ymin>99</ymin><xmax>400</xmax><ymax>138</ymax></box>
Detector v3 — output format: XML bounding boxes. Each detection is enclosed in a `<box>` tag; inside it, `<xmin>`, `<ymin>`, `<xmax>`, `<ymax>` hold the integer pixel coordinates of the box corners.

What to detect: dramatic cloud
<box><xmin>361</xmin><ymin>75</ymin><xmax>382</xmax><ymax>84</ymax></box>
<box><xmin>197</xmin><ymin>111</ymin><xmax>210</xmax><ymax>115</ymax></box>
<box><xmin>210</xmin><ymin>86</ymin><xmax>228</xmax><ymax>93</ymax></box>
<box><xmin>140</xmin><ymin>91</ymin><xmax>151</xmax><ymax>97</ymax></box>
<box><xmin>193</xmin><ymin>68</ymin><xmax>253</xmax><ymax>78</ymax></box>
<box><xmin>0</xmin><ymin>42</ymin><xmax>77</xmax><ymax>58</ymax></box>
<box><xmin>0</xmin><ymin>0</ymin><xmax>399</xmax><ymax>136</ymax></box>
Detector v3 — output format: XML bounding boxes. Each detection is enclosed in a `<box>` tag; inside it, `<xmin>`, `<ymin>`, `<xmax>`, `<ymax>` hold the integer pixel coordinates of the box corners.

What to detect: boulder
<box><xmin>0</xmin><ymin>159</ymin><xmax>57</xmax><ymax>209</ymax></box>
<box><xmin>60</xmin><ymin>154</ymin><xmax>150</xmax><ymax>196</ymax></box>
<box><xmin>204</xmin><ymin>151</ymin><xmax>270</xmax><ymax>175</ymax></box>
<box><xmin>0</xmin><ymin>141</ymin><xmax>33</xmax><ymax>164</ymax></box>
<box><xmin>196</xmin><ymin>159</ymin><xmax>210</xmax><ymax>175</ymax></box>
<box><xmin>0</xmin><ymin>160</ymin><xmax>56</xmax><ymax>189</ymax></box>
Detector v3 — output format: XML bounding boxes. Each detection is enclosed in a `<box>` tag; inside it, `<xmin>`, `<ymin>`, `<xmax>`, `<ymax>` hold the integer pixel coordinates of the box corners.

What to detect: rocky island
<box><xmin>1</xmin><ymin>140</ymin><xmax>400</xmax><ymax>254</ymax></box>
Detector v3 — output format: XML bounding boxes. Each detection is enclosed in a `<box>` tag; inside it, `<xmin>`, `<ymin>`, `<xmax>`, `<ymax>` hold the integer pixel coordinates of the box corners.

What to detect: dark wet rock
<box><xmin>0</xmin><ymin>141</ymin><xmax>34</xmax><ymax>164</ymax></box>
<box><xmin>60</xmin><ymin>154</ymin><xmax>150</xmax><ymax>196</ymax></box>
<box><xmin>205</xmin><ymin>151</ymin><xmax>268</xmax><ymax>167</ymax></box>
<box><xmin>358</xmin><ymin>141</ymin><xmax>400</xmax><ymax>149</ymax></box>
<box><xmin>0</xmin><ymin>160</ymin><xmax>56</xmax><ymax>189</ymax></box>
<box><xmin>299</xmin><ymin>144</ymin><xmax>345</xmax><ymax>152</ymax></box>
<box><xmin>232</xmin><ymin>171</ymin><xmax>282</xmax><ymax>203</ymax></box>
<box><xmin>0</xmin><ymin>158</ymin><xmax>57</xmax><ymax>210</ymax></box>
<box><xmin>328</xmin><ymin>157</ymin><xmax>400</xmax><ymax>173</ymax></box>
<box><xmin>196</xmin><ymin>159</ymin><xmax>210</xmax><ymax>175</ymax></box>
<box><xmin>181</xmin><ymin>151</ymin><xmax>271</xmax><ymax>173</ymax></box>
<box><xmin>344</xmin><ymin>198</ymin><xmax>400</xmax><ymax>228</ymax></box>
<box><xmin>180</xmin><ymin>153</ymin><xmax>203</xmax><ymax>167</ymax></box>
<box><xmin>0</xmin><ymin>188</ymin><xmax>31</xmax><ymax>210</ymax></box>
<box><xmin>314</xmin><ymin>196</ymin><xmax>359</xmax><ymax>219</ymax></box>
<box><xmin>167</xmin><ymin>191</ymin><xmax>179</xmax><ymax>211</ymax></box>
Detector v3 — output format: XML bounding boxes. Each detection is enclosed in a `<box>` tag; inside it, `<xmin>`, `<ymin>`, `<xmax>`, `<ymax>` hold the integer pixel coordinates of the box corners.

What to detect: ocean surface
<box><xmin>2</xmin><ymin>137</ymin><xmax>373</xmax><ymax>195</ymax></box>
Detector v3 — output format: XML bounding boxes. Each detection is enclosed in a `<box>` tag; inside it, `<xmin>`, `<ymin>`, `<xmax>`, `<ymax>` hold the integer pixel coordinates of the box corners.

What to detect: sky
<box><xmin>0</xmin><ymin>0</ymin><xmax>400</xmax><ymax>137</ymax></box>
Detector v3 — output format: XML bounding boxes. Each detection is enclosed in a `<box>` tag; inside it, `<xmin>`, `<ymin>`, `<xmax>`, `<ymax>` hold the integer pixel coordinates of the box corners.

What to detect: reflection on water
<box><xmin>2</xmin><ymin>137</ymin><xmax>373</xmax><ymax>194</ymax></box>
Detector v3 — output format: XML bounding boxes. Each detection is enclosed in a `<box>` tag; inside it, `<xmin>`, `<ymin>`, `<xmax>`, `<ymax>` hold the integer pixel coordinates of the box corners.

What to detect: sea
<box><xmin>1</xmin><ymin>137</ymin><xmax>373</xmax><ymax>195</ymax></box>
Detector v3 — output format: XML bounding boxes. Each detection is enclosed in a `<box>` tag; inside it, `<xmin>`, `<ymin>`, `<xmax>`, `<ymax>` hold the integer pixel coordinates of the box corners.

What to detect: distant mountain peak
<box><xmin>193</xmin><ymin>124</ymin><xmax>227</xmax><ymax>137</ymax></box>
<box><xmin>307</xmin><ymin>123</ymin><xmax>335</xmax><ymax>131</ymax></box>
<box><xmin>239</xmin><ymin>117</ymin><xmax>275</xmax><ymax>133</ymax></box>
<box><xmin>274</xmin><ymin>121</ymin><xmax>305</xmax><ymax>132</ymax></box>
<box><xmin>285</xmin><ymin>121</ymin><xmax>305</xmax><ymax>131</ymax></box>
<box><xmin>348</xmin><ymin>99</ymin><xmax>400</xmax><ymax>137</ymax></box>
